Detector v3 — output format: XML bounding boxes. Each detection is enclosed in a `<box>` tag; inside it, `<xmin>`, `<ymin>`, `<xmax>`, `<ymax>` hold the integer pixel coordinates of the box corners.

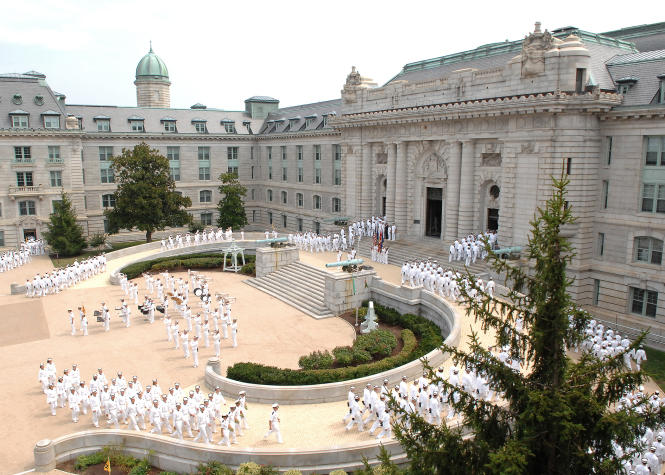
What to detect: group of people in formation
<box><xmin>68</xmin><ymin>269</ymin><xmax>239</xmax><ymax>368</ymax></box>
<box><xmin>400</xmin><ymin>258</ymin><xmax>495</xmax><ymax>300</ymax></box>
<box><xmin>349</xmin><ymin>216</ymin><xmax>397</xmax><ymax>242</ymax></box>
<box><xmin>24</xmin><ymin>254</ymin><xmax>107</xmax><ymax>298</ymax></box>
<box><xmin>160</xmin><ymin>228</ymin><xmax>242</xmax><ymax>251</ymax></box>
<box><xmin>1</xmin><ymin>238</ymin><xmax>43</xmax><ymax>272</ymax></box>
<box><xmin>289</xmin><ymin>230</ymin><xmax>353</xmax><ymax>254</ymax></box>
<box><xmin>37</xmin><ymin>359</ymin><xmax>275</xmax><ymax>446</ymax></box>
<box><xmin>448</xmin><ymin>231</ymin><xmax>498</xmax><ymax>267</ymax></box>
<box><xmin>575</xmin><ymin>318</ymin><xmax>648</xmax><ymax>371</ymax></box>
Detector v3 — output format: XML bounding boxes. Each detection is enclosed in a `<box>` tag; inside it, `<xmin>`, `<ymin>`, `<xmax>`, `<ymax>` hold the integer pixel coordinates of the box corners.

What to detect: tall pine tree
<box><xmin>43</xmin><ymin>193</ymin><xmax>87</xmax><ymax>256</ymax></box>
<box><xmin>393</xmin><ymin>173</ymin><xmax>664</xmax><ymax>474</ymax></box>
<box><xmin>216</xmin><ymin>172</ymin><xmax>248</xmax><ymax>230</ymax></box>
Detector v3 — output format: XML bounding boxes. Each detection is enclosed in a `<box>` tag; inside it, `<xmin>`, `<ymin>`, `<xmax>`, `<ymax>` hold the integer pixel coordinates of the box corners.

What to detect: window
<box><xmin>227</xmin><ymin>147</ymin><xmax>238</xmax><ymax>160</ymax></box>
<box><xmin>252</xmin><ymin>210</ymin><xmax>257</xmax><ymax>222</ymax></box>
<box><xmin>223</xmin><ymin>122</ymin><xmax>236</xmax><ymax>134</ymax></box>
<box><xmin>281</xmin><ymin>191</ymin><xmax>287</xmax><ymax>204</ymax></box>
<box><xmin>296</xmin><ymin>193</ymin><xmax>303</xmax><ymax>207</ymax></box>
<box><xmin>601</xmin><ymin>180</ymin><xmax>609</xmax><ymax>209</ymax></box>
<box><xmin>251</xmin><ymin>166</ymin><xmax>255</xmax><ymax>179</ymax></box>
<box><xmin>19</xmin><ymin>200</ymin><xmax>36</xmax><ymax>216</ymax></box>
<box><xmin>267</xmin><ymin>146</ymin><xmax>272</xmax><ymax>160</ymax></box>
<box><xmin>198</xmin><ymin>146</ymin><xmax>210</xmax><ymax>180</ymax></box>
<box><xmin>0</xmin><ymin>231</ymin><xmax>4</xmax><ymax>247</ymax></box>
<box><xmin>606</xmin><ymin>137</ymin><xmax>613</xmax><ymax>165</ymax></box>
<box><xmin>130</xmin><ymin>120</ymin><xmax>144</xmax><ymax>132</ymax></box>
<box><xmin>297</xmin><ymin>218</ymin><xmax>303</xmax><ymax>232</ymax></box>
<box><xmin>268</xmin><ymin>166</ymin><xmax>273</xmax><ymax>180</ymax></box>
<box><xmin>101</xmin><ymin>168</ymin><xmax>115</xmax><ymax>183</ymax></box>
<box><xmin>282</xmin><ymin>214</ymin><xmax>287</xmax><ymax>228</ymax></box>
<box><xmin>597</xmin><ymin>233</ymin><xmax>605</xmax><ymax>257</ymax></box>
<box><xmin>282</xmin><ymin>166</ymin><xmax>287</xmax><ymax>181</ymax></box>
<box><xmin>281</xmin><ymin>146</ymin><xmax>287</xmax><ymax>160</ymax></box>
<box><xmin>44</xmin><ymin>115</ymin><xmax>60</xmax><ymax>129</ymax></box>
<box><xmin>200</xmin><ymin>190</ymin><xmax>212</xmax><ymax>203</ymax></box>
<box><xmin>99</xmin><ymin>146</ymin><xmax>115</xmax><ymax>183</ymax></box>
<box><xmin>314</xmin><ymin>145</ymin><xmax>321</xmax><ymax>160</ymax></box>
<box><xmin>267</xmin><ymin>189</ymin><xmax>273</xmax><ymax>202</ymax></box>
<box><xmin>14</xmin><ymin>146</ymin><xmax>31</xmax><ymax>163</ymax></box>
<box><xmin>314</xmin><ymin>168</ymin><xmax>321</xmax><ymax>184</ymax></box>
<box><xmin>99</xmin><ymin>146</ymin><xmax>113</xmax><ymax>161</ymax></box>
<box><xmin>630</xmin><ymin>287</ymin><xmax>658</xmax><ymax>318</ymax></box>
<box><xmin>314</xmin><ymin>221</ymin><xmax>320</xmax><ymax>234</ymax></box>
<box><xmin>306</xmin><ymin>117</ymin><xmax>316</xmax><ymax>128</ymax></box>
<box><xmin>49</xmin><ymin>170</ymin><xmax>62</xmax><ymax>187</ymax></box>
<box><xmin>641</xmin><ymin>184</ymin><xmax>665</xmax><ymax>213</ymax></box>
<box><xmin>102</xmin><ymin>194</ymin><xmax>116</xmax><ymax>208</ymax></box>
<box><xmin>332</xmin><ymin>197</ymin><xmax>341</xmax><ymax>213</ymax></box>
<box><xmin>313</xmin><ymin>195</ymin><xmax>321</xmax><ymax>209</ymax></box>
<box><xmin>97</xmin><ymin>119</ymin><xmax>110</xmax><ymax>132</ymax></box>
<box><xmin>163</xmin><ymin>121</ymin><xmax>176</xmax><ymax>132</ymax></box>
<box><xmin>48</xmin><ymin>146</ymin><xmax>62</xmax><ymax>163</ymax></box>
<box><xmin>566</xmin><ymin>157</ymin><xmax>572</xmax><ymax>175</ymax></box>
<box><xmin>593</xmin><ymin>279</ymin><xmax>600</xmax><ymax>306</ymax></box>
<box><xmin>167</xmin><ymin>146</ymin><xmax>180</xmax><ymax>161</ymax></box>
<box><xmin>228</xmin><ymin>166</ymin><xmax>238</xmax><ymax>176</ymax></box>
<box><xmin>170</xmin><ymin>163</ymin><xmax>181</xmax><ymax>181</ymax></box>
<box><xmin>168</xmin><ymin>146</ymin><xmax>180</xmax><ymax>181</ymax></box>
<box><xmin>659</xmin><ymin>76</ymin><xmax>665</xmax><ymax>104</ymax></box>
<box><xmin>298</xmin><ymin>166</ymin><xmax>304</xmax><ymax>183</ymax></box>
<box><xmin>268</xmin><ymin>212</ymin><xmax>273</xmax><ymax>225</ymax></box>
<box><xmin>201</xmin><ymin>212</ymin><xmax>213</xmax><ymax>226</ymax></box>
<box><xmin>645</xmin><ymin>137</ymin><xmax>665</xmax><ymax>166</ymax></box>
<box><xmin>16</xmin><ymin>172</ymin><xmax>34</xmax><ymax>187</ymax></box>
<box><xmin>250</xmin><ymin>146</ymin><xmax>254</xmax><ymax>160</ymax></box>
<box><xmin>334</xmin><ymin>169</ymin><xmax>342</xmax><ymax>185</ymax></box>
<box><xmin>194</xmin><ymin>122</ymin><xmax>207</xmax><ymax>133</ymax></box>
<box><xmin>635</xmin><ymin>237</ymin><xmax>663</xmax><ymax>265</ymax></box>
<box><xmin>334</xmin><ymin>144</ymin><xmax>341</xmax><ymax>161</ymax></box>
<box><xmin>12</xmin><ymin>114</ymin><xmax>28</xmax><ymax>128</ymax></box>
<box><xmin>575</xmin><ymin>68</ymin><xmax>586</xmax><ymax>93</ymax></box>
<box><xmin>198</xmin><ymin>147</ymin><xmax>210</xmax><ymax>161</ymax></box>
<box><xmin>199</xmin><ymin>167</ymin><xmax>210</xmax><ymax>180</ymax></box>
<box><xmin>250</xmin><ymin>189</ymin><xmax>255</xmax><ymax>200</ymax></box>
<box><xmin>297</xmin><ymin>145</ymin><xmax>303</xmax><ymax>161</ymax></box>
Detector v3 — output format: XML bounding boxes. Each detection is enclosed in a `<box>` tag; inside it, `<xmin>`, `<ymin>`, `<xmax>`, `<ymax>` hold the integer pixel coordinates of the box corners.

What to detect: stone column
<box><xmin>444</xmin><ymin>141</ymin><xmax>462</xmax><ymax>242</ymax></box>
<box><xmin>343</xmin><ymin>144</ymin><xmax>358</xmax><ymax>218</ymax></box>
<box><xmin>457</xmin><ymin>140</ymin><xmax>475</xmax><ymax>237</ymax></box>
<box><xmin>361</xmin><ymin>142</ymin><xmax>373</xmax><ymax>218</ymax></box>
<box><xmin>385</xmin><ymin>143</ymin><xmax>397</xmax><ymax>222</ymax></box>
<box><xmin>394</xmin><ymin>141</ymin><xmax>408</xmax><ymax>236</ymax></box>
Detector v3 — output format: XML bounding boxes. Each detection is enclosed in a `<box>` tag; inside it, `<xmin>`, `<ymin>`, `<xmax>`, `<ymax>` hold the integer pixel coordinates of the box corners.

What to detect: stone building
<box><xmin>1</xmin><ymin>22</ymin><xmax>664</xmax><ymax>334</ymax></box>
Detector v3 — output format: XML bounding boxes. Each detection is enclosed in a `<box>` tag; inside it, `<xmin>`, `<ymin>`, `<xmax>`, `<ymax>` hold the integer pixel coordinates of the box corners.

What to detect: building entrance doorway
<box><xmin>487</xmin><ymin>208</ymin><xmax>499</xmax><ymax>232</ymax></box>
<box><xmin>426</xmin><ymin>187</ymin><xmax>442</xmax><ymax>237</ymax></box>
<box><xmin>23</xmin><ymin>228</ymin><xmax>37</xmax><ymax>240</ymax></box>
<box><xmin>381</xmin><ymin>197</ymin><xmax>386</xmax><ymax>217</ymax></box>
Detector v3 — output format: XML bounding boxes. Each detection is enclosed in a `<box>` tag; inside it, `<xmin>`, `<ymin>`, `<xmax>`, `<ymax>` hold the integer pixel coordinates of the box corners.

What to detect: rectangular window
<box><xmin>44</xmin><ymin>115</ymin><xmax>60</xmax><ymax>129</ymax></box>
<box><xmin>201</xmin><ymin>212</ymin><xmax>213</xmax><ymax>226</ymax></box>
<box><xmin>130</xmin><ymin>120</ymin><xmax>144</xmax><ymax>132</ymax></box>
<box><xmin>97</xmin><ymin>119</ymin><xmax>110</xmax><ymax>131</ymax></box>
<box><xmin>251</xmin><ymin>166</ymin><xmax>255</xmax><ymax>179</ymax></box>
<box><xmin>100</xmin><ymin>168</ymin><xmax>115</xmax><ymax>183</ymax></box>
<box><xmin>267</xmin><ymin>146</ymin><xmax>272</xmax><ymax>160</ymax></box>
<box><xmin>282</xmin><ymin>214</ymin><xmax>287</xmax><ymax>228</ymax></box>
<box><xmin>297</xmin><ymin>145</ymin><xmax>303</xmax><ymax>161</ymax></box>
<box><xmin>314</xmin><ymin>145</ymin><xmax>321</xmax><ymax>160</ymax></box>
<box><xmin>332</xmin><ymin>197</ymin><xmax>341</xmax><ymax>212</ymax></box>
<box><xmin>281</xmin><ymin>191</ymin><xmax>287</xmax><ymax>204</ymax></box>
<box><xmin>297</xmin><ymin>193</ymin><xmax>303</xmax><ymax>207</ymax></box>
<box><xmin>267</xmin><ymin>189</ymin><xmax>273</xmax><ymax>202</ymax></box>
<box><xmin>12</xmin><ymin>115</ymin><xmax>28</xmax><ymax>128</ymax></box>
<box><xmin>250</xmin><ymin>146</ymin><xmax>254</xmax><ymax>160</ymax></box>
<box><xmin>314</xmin><ymin>221</ymin><xmax>320</xmax><ymax>234</ymax></box>
<box><xmin>102</xmin><ymin>194</ymin><xmax>116</xmax><ymax>208</ymax></box>
<box><xmin>0</xmin><ymin>231</ymin><xmax>4</xmax><ymax>247</ymax></box>
<box><xmin>635</xmin><ymin>237</ymin><xmax>663</xmax><ymax>265</ymax></box>
<box><xmin>334</xmin><ymin>144</ymin><xmax>342</xmax><ymax>161</ymax></box>
<box><xmin>224</xmin><ymin>122</ymin><xmax>236</xmax><ymax>134</ymax></box>
<box><xmin>16</xmin><ymin>172</ymin><xmax>34</xmax><ymax>187</ymax></box>
<box><xmin>250</xmin><ymin>189</ymin><xmax>255</xmax><ymax>200</ymax></box>
<box><xmin>19</xmin><ymin>200</ymin><xmax>36</xmax><ymax>216</ymax></box>
<box><xmin>199</xmin><ymin>167</ymin><xmax>210</xmax><ymax>180</ymax></box>
<box><xmin>282</xmin><ymin>166</ymin><xmax>287</xmax><ymax>181</ymax></box>
<box><xmin>645</xmin><ymin>137</ymin><xmax>665</xmax><ymax>166</ymax></box>
<box><xmin>99</xmin><ymin>146</ymin><xmax>113</xmax><ymax>161</ymax></box>
<box><xmin>298</xmin><ymin>166</ymin><xmax>304</xmax><ymax>183</ymax></box>
<box><xmin>48</xmin><ymin>146</ymin><xmax>62</xmax><ymax>163</ymax></box>
<box><xmin>597</xmin><ymin>233</ymin><xmax>605</xmax><ymax>257</ymax></box>
<box><xmin>641</xmin><ymin>184</ymin><xmax>665</xmax><ymax>213</ymax></box>
<box><xmin>281</xmin><ymin>146</ymin><xmax>287</xmax><ymax>160</ymax></box>
<box><xmin>167</xmin><ymin>146</ymin><xmax>180</xmax><ymax>161</ymax></box>
<box><xmin>314</xmin><ymin>168</ymin><xmax>321</xmax><ymax>184</ymax></box>
<box><xmin>228</xmin><ymin>166</ymin><xmax>238</xmax><ymax>176</ymax></box>
<box><xmin>268</xmin><ymin>212</ymin><xmax>273</xmax><ymax>225</ymax></box>
<box><xmin>170</xmin><ymin>163</ymin><xmax>181</xmax><ymax>181</ymax></box>
<box><xmin>49</xmin><ymin>170</ymin><xmax>62</xmax><ymax>187</ymax></box>
<box><xmin>602</xmin><ymin>180</ymin><xmax>609</xmax><ymax>209</ymax></box>
<box><xmin>227</xmin><ymin>147</ymin><xmax>238</xmax><ymax>160</ymax></box>
<box><xmin>313</xmin><ymin>195</ymin><xmax>321</xmax><ymax>209</ymax></box>
<box><xmin>575</xmin><ymin>68</ymin><xmax>586</xmax><ymax>93</ymax></box>
<box><xmin>252</xmin><ymin>210</ymin><xmax>257</xmax><ymax>222</ymax></box>
<box><xmin>194</xmin><ymin>122</ymin><xmax>207</xmax><ymax>133</ymax></box>
<box><xmin>593</xmin><ymin>279</ymin><xmax>600</xmax><ymax>306</ymax></box>
<box><xmin>164</xmin><ymin>121</ymin><xmax>176</xmax><ymax>132</ymax></box>
<box><xmin>606</xmin><ymin>137</ymin><xmax>613</xmax><ymax>165</ymax></box>
<box><xmin>334</xmin><ymin>169</ymin><xmax>342</xmax><ymax>186</ymax></box>
<box><xmin>198</xmin><ymin>146</ymin><xmax>210</xmax><ymax>161</ymax></box>
<box><xmin>297</xmin><ymin>218</ymin><xmax>303</xmax><ymax>232</ymax></box>
<box><xmin>14</xmin><ymin>146</ymin><xmax>31</xmax><ymax>162</ymax></box>
<box><xmin>630</xmin><ymin>287</ymin><xmax>658</xmax><ymax>318</ymax></box>
<box><xmin>268</xmin><ymin>166</ymin><xmax>273</xmax><ymax>180</ymax></box>
<box><xmin>566</xmin><ymin>157</ymin><xmax>572</xmax><ymax>175</ymax></box>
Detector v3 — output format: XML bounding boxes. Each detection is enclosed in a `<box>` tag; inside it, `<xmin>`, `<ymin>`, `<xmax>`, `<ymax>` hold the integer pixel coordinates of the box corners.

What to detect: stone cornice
<box><xmin>599</xmin><ymin>106</ymin><xmax>665</xmax><ymax>121</ymax></box>
<box><xmin>0</xmin><ymin>129</ymin><xmax>83</xmax><ymax>138</ymax></box>
<box><xmin>332</xmin><ymin>91</ymin><xmax>622</xmax><ymax>128</ymax></box>
<box><xmin>253</xmin><ymin>129</ymin><xmax>341</xmax><ymax>141</ymax></box>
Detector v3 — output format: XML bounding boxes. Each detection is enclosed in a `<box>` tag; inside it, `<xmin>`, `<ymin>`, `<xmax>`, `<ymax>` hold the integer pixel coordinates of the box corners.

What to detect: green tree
<box><xmin>216</xmin><ymin>172</ymin><xmax>248</xmax><ymax>230</ymax></box>
<box><xmin>393</xmin><ymin>173</ymin><xmax>663</xmax><ymax>474</ymax></box>
<box><xmin>105</xmin><ymin>143</ymin><xmax>191</xmax><ymax>242</ymax></box>
<box><xmin>43</xmin><ymin>192</ymin><xmax>87</xmax><ymax>256</ymax></box>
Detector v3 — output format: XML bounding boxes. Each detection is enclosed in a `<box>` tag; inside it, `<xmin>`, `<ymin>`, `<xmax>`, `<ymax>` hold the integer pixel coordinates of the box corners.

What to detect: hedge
<box><xmin>226</xmin><ymin>303</ymin><xmax>444</xmax><ymax>385</ymax></box>
<box><xmin>121</xmin><ymin>253</ymin><xmax>255</xmax><ymax>279</ymax></box>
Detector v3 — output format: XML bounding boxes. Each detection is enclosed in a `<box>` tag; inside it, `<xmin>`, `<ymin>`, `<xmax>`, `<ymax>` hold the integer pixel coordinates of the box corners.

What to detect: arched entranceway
<box><xmin>375</xmin><ymin>175</ymin><xmax>387</xmax><ymax>216</ymax></box>
<box><xmin>480</xmin><ymin>181</ymin><xmax>501</xmax><ymax>232</ymax></box>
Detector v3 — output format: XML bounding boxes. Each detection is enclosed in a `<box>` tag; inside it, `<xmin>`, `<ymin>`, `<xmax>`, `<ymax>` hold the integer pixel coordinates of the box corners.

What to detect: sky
<box><xmin>1</xmin><ymin>0</ymin><xmax>662</xmax><ymax>110</ymax></box>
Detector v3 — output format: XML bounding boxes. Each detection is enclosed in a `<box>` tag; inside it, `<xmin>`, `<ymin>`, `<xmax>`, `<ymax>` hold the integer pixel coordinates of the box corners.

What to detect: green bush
<box><xmin>120</xmin><ymin>253</ymin><xmax>255</xmax><ymax>279</ymax></box>
<box><xmin>352</xmin><ymin>348</ymin><xmax>373</xmax><ymax>364</ymax></box>
<box><xmin>329</xmin><ymin>470</ymin><xmax>349</xmax><ymax>475</ymax></box>
<box><xmin>354</xmin><ymin>329</ymin><xmax>397</xmax><ymax>358</ymax></box>
<box><xmin>241</xmin><ymin>261</ymin><xmax>255</xmax><ymax>276</ymax></box>
<box><xmin>160</xmin><ymin>472</ymin><xmax>181</xmax><ymax>475</ymax></box>
<box><xmin>88</xmin><ymin>233</ymin><xmax>108</xmax><ymax>248</ymax></box>
<box><xmin>358</xmin><ymin>307</ymin><xmax>368</xmax><ymax>319</ymax></box>
<box><xmin>128</xmin><ymin>459</ymin><xmax>151</xmax><ymax>475</ymax></box>
<box><xmin>197</xmin><ymin>460</ymin><xmax>234</xmax><ymax>475</ymax></box>
<box><xmin>189</xmin><ymin>221</ymin><xmax>205</xmax><ymax>233</ymax></box>
<box><xmin>283</xmin><ymin>470</ymin><xmax>303</xmax><ymax>475</ymax></box>
<box><xmin>333</xmin><ymin>346</ymin><xmax>354</xmax><ymax>366</ymax></box>
<box><xmin>299</xmin><ymin>350</ymin><xmax>335</xmax><ymax>370</ymax></box>
<box><xmin>74</xmin><ymin>447</ymin><xmax>148</xmax><ymax>472</ymax></box>
<box><xmin>236</xmin><ymin>462</ymin><xmax>278</xmax><ymax>475</ymax></box>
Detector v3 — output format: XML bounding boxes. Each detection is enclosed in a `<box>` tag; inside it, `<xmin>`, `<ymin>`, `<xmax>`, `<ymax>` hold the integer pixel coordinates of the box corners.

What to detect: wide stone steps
<box><xmin>354</xmin><ymin>237</ymin><xmax>489</xmax><ymax>277</ymax></box>
<box><xmin>244</xmin><ymin>261</ymin><xmax>334</xmax><ymax>319</ymax></box>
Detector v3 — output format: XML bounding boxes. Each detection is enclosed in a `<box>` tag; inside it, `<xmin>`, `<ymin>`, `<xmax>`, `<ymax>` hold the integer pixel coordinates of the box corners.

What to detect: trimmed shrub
<box><xmin>354</xmin><ymin>329</ymin><xmax>397</xmax><ymax>358</ymax></box>
<box><xmin>236</xmin><ymin>462</ymin><xmax>278</xmax><ymax>475</ymax></box>
<box><xmin>352</xmin><ymin>348</ymin><xmax>373</xmax><ymax>364</ymax></box>
<box><xmin>329</xmin><ymin>471</ymin><xmax>349</xmax><ymax>475</ymax></box>
<box><xmin>120</xmin><ymin>253</ymin><xmax>255</xmax><ymax>279</ymax></box>
<box><xmin>299</xmin><ymin>350</ymin><xmax>334</xmax><ymax>370</ymax></box>
<box><xmin>240</xmin><ymin>261</ymin><xmax>255</xmax><ymax>276</ymax></box>
<box><xmin>333</xmin><ymin>346</ymin><xmax>354</xmax><ymax>366</ymax></box>
<box><xmin>283</xmin><ymin>471</ymin><xmax>303</xmax><ymax>475</ymax></box>
<box><xmin>197</xmin><ymin>461</ymin><xmax>234</xmax><ymax>475</ymax></box>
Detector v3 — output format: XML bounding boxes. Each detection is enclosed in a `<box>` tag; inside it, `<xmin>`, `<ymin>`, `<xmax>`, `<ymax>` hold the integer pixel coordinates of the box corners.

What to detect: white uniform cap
<box><xmin>272</xmin><ymin>403</ymin><xmax>279</xmax><ymax>408</ymax></box>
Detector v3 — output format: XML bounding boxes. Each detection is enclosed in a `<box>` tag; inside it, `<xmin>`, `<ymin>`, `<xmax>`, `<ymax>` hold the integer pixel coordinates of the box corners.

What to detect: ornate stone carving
<box><xmin>521</xmin><ymin>142</ymin><xmax>536</xmax><ymax>154</ymax></box>
<box><xmin>521</xmin><ymin>22</ymin><xmax>553</xmax><ymax>78</ymax></box>
<box><xmin>375</xmin><ymin>152</ymin><xmax>388</xmax><ymax>164</ymax></box>
<box><xmin>341</xmin><ymin>66</ymin><xmax>377</xmax><ymax>104</ymax></box>
<box><xmin>481</xmin><ymin>153</ymin><xmax>502</xmax><ymax>167</ymax></box>
<box><xmin>422</xmin><ymin>155</ymin><xmax>447</xmax><ymax>178</ymax></box>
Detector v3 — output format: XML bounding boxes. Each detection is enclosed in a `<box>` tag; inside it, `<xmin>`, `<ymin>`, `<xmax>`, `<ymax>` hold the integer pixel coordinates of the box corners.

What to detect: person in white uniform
<box><xmin>264</xmin><ymin>403</ymin><xmax>283</xmax><ymax>443</ymax></box>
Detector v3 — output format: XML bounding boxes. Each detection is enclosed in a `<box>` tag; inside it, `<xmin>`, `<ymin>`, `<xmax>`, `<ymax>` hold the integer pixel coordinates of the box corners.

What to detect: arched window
<box><xmin>634</xmin><ymin>236</ymin><xmax>663</xmax><ymax>265</ymax></box>
<box><xmin>199</xmin><ymin>190</ymin><xmax>212</xmax><ymax>203</ymax></box>
<box><xmin>313</xmin><ymin>195</ymin><xmax>321</xmax><ymax>210</ymax></box>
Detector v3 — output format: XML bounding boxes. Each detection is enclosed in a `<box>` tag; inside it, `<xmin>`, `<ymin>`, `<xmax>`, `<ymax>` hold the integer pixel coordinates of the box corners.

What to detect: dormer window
<box><xmin>659</xmin><ymin>74</ymin><xmax>665</xmax><ymax>104</ymax></box>
<box><xmin>94</xmin><ymin>116</ymin><xmax>111</xmax><ymax>132</ymax></box>
<box><xmin>616</xmin><ymin>76</ymin><xmax>638</xmax><ymax>96</ymax></box>
<box><xmin>128</xmin><ymin>116</ymin><xmax>145</xmax><ymax>132</ymax></box>
<box><xmin>289</xmin><ymin>117</ymin><xmax>300</xmax><ymax>129</ymax></box>
<box><xmin>274</xmin><ymin>119</ymin><xmax>284</xmax><ymax>132</ymax></box>
<box><xmin>10</xmin><ymin>111</ymin><xmax>29</xmax><ymax>129</ymax></box>
<box><xmin>222</xmin><ymin>119</ymin><xmax>236</xmax><ymax>134</ymax></box>
<box><xmin>161</xmin><ymin>118</ymin><xmax>177</xmax><ymax>133</ymax></box>
<box><xmin>42</xmin><ymin>111</ymin><xmax>60</xmax><ymax>129</ymax></box>
<box><xmin>192</xmin><ymin>119</ymin><xmax>207</xmax><ymax>134</ymax></box>
<box><xmin>305</xmin><ymin>114</ymin><xmax>317</xmax><ymax>128</ymax></box>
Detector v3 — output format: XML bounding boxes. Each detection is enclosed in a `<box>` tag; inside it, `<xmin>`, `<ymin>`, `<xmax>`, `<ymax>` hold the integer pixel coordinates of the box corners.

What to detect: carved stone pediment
<box><xmin>521</xmin><ymin>22</ymin><xmax>553</xmax><ymax>78</ymax></box>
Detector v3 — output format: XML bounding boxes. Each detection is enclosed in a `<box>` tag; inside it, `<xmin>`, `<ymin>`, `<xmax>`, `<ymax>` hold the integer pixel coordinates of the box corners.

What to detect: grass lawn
<box><xmin>49</xmin><ymin>240</ymin><xmax>146</xmax><ymax>268</ymax></box>
<box><xmin>644</xmin><ymin>346</ymin><xmax>665</xmax><ymax>388</ymax></box>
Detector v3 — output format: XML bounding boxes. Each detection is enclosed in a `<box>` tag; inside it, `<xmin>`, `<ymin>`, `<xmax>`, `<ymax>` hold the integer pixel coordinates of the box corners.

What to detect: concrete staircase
<box><xmin>354</xmin><ymin>237</ymin><xmax>490</xmax><ymax>277</ymax></box>
<box><xmin>244</xmin><ymin>261</ymin><xmax>334</xmax><ymax>319</ymax></box>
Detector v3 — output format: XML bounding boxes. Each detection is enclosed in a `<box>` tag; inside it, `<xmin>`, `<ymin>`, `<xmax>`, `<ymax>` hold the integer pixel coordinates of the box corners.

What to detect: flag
<box><xmin>104</xmin><ymin>457</ymin><xmax>111</xmax><ymax>474</ymax></box>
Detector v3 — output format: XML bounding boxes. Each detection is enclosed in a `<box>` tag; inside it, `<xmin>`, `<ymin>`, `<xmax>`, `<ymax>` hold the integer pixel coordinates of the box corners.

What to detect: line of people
<box><xmin>0</xmin><ymin>247</ymin><xmax>33</xmax><ymax>272</ymax></box>
<box><xmin>400</xmin><ymin>258</ymin><xmax>495</xmax><ymax>300</ymax></box>
<box><xmin>25</xmin><ymin>254</ymin><xmax>107</xmax><ymax>298</ymax></box>
<box><xmin>160</xmin><ymin>227</ymin><xmax>243</xmax><ymax>251</ymax></box>
<box><xmin>448</xmin><ymin>231</ymin><xmax>497</xmax><ymax>266</ymax></box>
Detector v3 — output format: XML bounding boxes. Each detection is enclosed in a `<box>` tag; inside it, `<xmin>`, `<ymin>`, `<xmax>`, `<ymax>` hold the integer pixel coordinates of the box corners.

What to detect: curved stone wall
<box><xmin>34</xmin><ymin>430</ymin><xmax>406</xmax><ymax>474</ymax></box>
<box><xmin>205</xmin><ymin>276</ymin><xmax>461</xmax><ymax>404</ymax></box>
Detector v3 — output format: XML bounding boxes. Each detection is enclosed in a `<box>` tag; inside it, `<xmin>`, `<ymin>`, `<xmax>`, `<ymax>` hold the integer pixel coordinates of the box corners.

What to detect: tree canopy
<box><xmin>393</xmin><ymin>173</ymin><xmax>663</xmax><ymax>474</ymax></box>
<box><xmin>216</xmin><ymin>171</ymin><xmax>248</xmax><ymax>230</ymax></box>
<box><xmin>104</xmin><ymin>143</ymin><xmax>191</xmax><ymax>242</ymax></box>
<box><xmin>43</xmin><ymin>192</ymin><xmax>87</xmax><ymax>256</ymax></box>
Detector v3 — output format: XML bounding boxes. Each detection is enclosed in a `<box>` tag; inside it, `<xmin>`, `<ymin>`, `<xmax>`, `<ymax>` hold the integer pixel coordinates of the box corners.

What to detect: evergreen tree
<box><xmin>393</xmin><ymin>173</ymin><xmax>664</xmax><ymax>474</ymax></box>
<box><xmin>216</xmin><ymin>172</ymin><xmax>248</xmax><ymax>230</ymax></box>
<box><xmin>105</xmin><ymin>143</ymin><xmax>191</xmax><ymax>242</ymax></box>
<box><xmin>43</xmin><ymin>192</ymin><xmax>87</xmax><ymax>256</ymax></box>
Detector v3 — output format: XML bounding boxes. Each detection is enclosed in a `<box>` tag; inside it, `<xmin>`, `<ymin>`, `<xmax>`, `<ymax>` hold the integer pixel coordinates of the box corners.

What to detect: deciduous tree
<box><xmin>216</xmin><ymin>172</ymin><xmax>248</xmax><ymax>230</ymax></box>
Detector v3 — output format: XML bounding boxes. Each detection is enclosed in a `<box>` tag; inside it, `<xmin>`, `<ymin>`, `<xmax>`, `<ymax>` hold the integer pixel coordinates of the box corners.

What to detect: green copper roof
<box><xmin>135</xmin><ymin>44</ymin><xmax>169</xmax><ymax>80</ymax></box>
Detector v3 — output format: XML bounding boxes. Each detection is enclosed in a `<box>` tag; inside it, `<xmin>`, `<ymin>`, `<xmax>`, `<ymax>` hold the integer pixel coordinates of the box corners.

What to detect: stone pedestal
<box><xmin>255</xmin><ymin>246</ymin><xmax>299</xmax><ymax>277</ymax></box>
<box><xmin>324</xmin><ymin>268</ymin><xmax>376</xmax><ymax>316</ymax></box>
<box><xmin>34</xmin><ymin>439</ymin><xmax>56</xmax><ymax>472</ymax></box>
